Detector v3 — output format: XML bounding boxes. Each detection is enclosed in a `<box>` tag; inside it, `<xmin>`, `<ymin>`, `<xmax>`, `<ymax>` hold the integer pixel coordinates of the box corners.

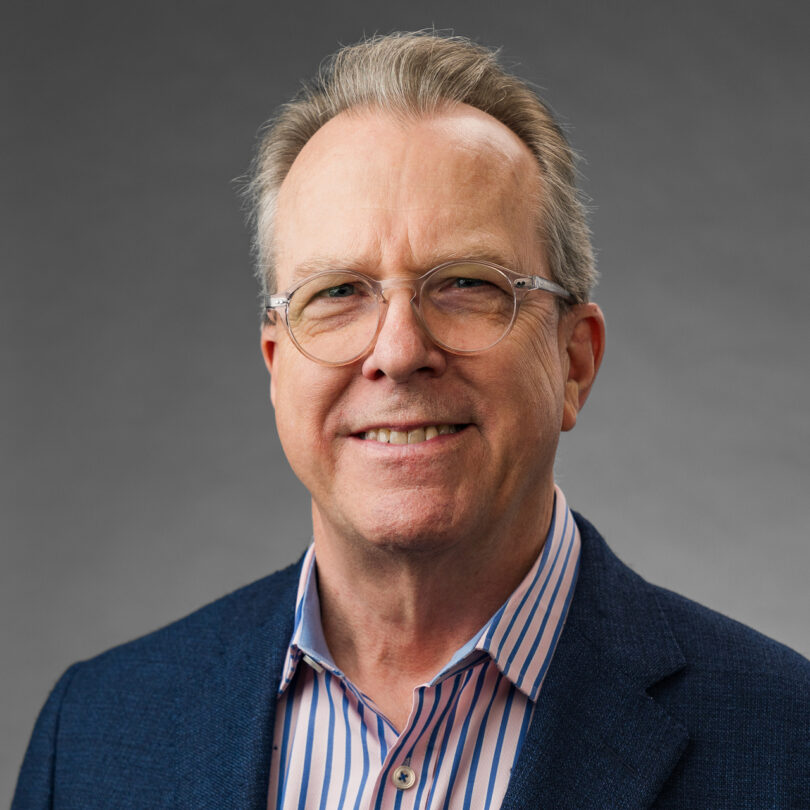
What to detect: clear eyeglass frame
<box><xmin>264</xmin><ymin>259</ymin><xmax>574</xmax><ymax>367</ymax></box>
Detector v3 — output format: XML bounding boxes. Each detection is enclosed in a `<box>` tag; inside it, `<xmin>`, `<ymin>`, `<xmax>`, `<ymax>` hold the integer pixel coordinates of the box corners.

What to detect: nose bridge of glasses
<box><xmin>374</xmin><ymin>277</ymin><xmax>432</xmax><ymax>346</ymax></box>
<box><xmin>377</xmin><ymin>276</ymin><xmax>419</xmax><ymax>303</ymax></box>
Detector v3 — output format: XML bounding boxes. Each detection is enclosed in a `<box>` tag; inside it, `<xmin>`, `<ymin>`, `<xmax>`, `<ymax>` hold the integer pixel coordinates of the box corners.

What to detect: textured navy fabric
<box><xmin>13</xmin><ymin>515</ymin><xmax>810</xmax><ymax>809</ymax></box>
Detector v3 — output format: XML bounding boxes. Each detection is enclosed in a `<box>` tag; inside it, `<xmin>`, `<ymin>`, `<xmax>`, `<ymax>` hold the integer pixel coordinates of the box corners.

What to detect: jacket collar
<box><xmin>185</xmin><ymin>512</ymin><xmax>688</xmax><ymax>810</ymax></box>
<box><xmin>502</xmin><ymin>512</ymin><xmax>689</xmax><ymax>809</ymax></box>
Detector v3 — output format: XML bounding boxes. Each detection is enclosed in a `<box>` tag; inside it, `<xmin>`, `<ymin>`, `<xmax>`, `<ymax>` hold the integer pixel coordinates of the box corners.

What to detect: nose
<box><xmin>360</xmin><ymin>286</ymin><xmax>447</xmax><ymax>382</ymax></box>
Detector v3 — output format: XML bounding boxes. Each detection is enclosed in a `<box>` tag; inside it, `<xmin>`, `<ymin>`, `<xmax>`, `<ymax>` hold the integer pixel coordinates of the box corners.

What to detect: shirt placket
<box><xmin>365</xmin><ymin>668</ymin><xmax>472</xmax><ymax>810</ymax></box>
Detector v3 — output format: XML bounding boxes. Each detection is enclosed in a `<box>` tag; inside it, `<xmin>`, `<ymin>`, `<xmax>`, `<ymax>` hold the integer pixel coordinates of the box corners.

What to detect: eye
<box><xmin>292</xmin><ymin>274</ymin><xmax>375</xmax><ymax>316</ymax></box>
<box><xmin>452</xmin><ymin>276</ymin><xmax>492</xmax><ymax>289</ymax></box>
<box><xmin>436</xmin><ymin>275</ymin><xmax>501</xmax><ymax>295</ymax></box>
<box><xmin>321</xmin><ymin>282</ymin><xmax>359</xmax><ymax>298</ymax></box>
<box><xmin>424</xmin><ymin>265</ymin><xmax>514</xmax><ymax>320</ymax></box>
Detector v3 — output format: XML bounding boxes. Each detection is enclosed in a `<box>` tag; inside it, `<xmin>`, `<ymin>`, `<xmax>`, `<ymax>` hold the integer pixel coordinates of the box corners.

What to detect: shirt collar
<box><xmin>474</xmin><ymin>487</ymin><xmax>581</xmax><ymax>700</ymax></box>
<box><xmin>278</xmin><ymin>544</ymin><xmax>339</xmax><ymax>693</ymax></box>
<box><xmin>278</xmin><ymin>486</ymin><xmax>581</xmax><ymax>702</ymax></box>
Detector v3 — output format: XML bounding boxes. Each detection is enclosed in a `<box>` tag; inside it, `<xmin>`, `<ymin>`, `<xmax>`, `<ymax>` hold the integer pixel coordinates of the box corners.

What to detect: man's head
<box><xmin>247</xmin><ymin>32</ymin><xmax>597</xmax><ymax>306</ymax></box>
<box><xmin>253</xmin><ymin>33</ymin><xmax>604</xmax><ymax>560</ymax></box>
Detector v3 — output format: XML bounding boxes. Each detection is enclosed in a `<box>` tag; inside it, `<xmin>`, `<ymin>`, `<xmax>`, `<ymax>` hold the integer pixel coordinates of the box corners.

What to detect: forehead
<box><xmin>273</xmin><ymin>105</ymin><xmax>543</xmax><ymax>286</ymax></box>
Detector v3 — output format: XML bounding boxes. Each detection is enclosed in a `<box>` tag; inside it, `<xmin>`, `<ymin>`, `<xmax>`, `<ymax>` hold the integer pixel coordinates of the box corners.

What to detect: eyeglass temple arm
<box><xmin>513</xmin><ymin>276</ymin><xmax>573</xmax><ymax>302</ymax></box>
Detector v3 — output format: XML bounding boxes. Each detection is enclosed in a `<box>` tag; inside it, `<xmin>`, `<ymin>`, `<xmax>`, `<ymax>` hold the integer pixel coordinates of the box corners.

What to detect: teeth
<box><xmin>361</xmin><ymin>424</ymin><xmax>458</xmax><ymax>444</ymax></box>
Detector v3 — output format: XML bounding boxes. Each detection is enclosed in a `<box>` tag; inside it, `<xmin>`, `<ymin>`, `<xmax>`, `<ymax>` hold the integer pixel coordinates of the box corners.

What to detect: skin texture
<box><xmin>261</xmin><ymin>105</ymin><xmax>605</xmax><ymax>730</ymax></box>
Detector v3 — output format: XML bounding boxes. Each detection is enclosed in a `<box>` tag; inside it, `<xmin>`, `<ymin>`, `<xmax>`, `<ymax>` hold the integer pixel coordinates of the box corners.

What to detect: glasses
<box><xmin>265</xmin><ymin>260</ymin><xmax>573</xmax><ymax>366</ymax></box>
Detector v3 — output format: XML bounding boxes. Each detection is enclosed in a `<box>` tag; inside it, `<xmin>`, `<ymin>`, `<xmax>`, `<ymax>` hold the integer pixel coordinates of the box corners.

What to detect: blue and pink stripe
<box><xmin>269</xmin><ymin>486</ymin><xmax>580</xmax><ymax>809</ymax></box>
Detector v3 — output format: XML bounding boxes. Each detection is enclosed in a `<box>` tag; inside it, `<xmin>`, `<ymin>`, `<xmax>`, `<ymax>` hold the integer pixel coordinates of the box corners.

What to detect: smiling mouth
<box><xmin>359</xmin><ymin>424</ymin><xmax>466</xmax><ymax>445</ymax></box>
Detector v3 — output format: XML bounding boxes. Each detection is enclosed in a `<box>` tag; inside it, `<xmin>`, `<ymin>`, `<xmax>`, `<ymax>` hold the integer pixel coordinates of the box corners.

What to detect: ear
<box><xmin>260</xmin><ymin>317</ymin><xmax>279</xmax><ymax>407</ymax></box>
<box><xmin>560</xmin><ymin>303</ymin><xmax>605</xmax><ymax>432</ymax></box>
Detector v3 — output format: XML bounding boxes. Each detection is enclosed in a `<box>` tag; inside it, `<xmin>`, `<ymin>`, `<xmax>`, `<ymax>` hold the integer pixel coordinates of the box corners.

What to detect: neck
<box><xmin>310</xmin><ymin>487</ymin><xmax>555</xmax><ymax>727</ymax></box>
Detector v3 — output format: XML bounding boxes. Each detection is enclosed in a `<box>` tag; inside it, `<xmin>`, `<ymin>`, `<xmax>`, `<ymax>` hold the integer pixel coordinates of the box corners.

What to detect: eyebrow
<box><xmin>433</xmin><ymin>247</ymin><xmax>524</xmax><ymax>270</ymax></box>
<box><xmin>287</xmin><ymin>259</ymin><xmax>352</xmax><ymax>286</ymax></box>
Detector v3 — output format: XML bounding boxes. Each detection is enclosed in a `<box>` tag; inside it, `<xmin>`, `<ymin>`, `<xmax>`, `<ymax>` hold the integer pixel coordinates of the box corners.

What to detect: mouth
<box><xmin>356</xmin><ymin>423</ymin><xmax>468</xmax><ymax>445</ymax></box>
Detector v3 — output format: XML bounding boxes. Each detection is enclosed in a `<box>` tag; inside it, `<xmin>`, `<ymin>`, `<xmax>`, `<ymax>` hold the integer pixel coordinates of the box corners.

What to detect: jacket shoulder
<box><xmin>651</xmin><ymin>579</ymin><xmax>810</xmax><ymax>685</ymax></box>
<box><xmin>645</xmin><ymin>566</ymin><xmax>810</xmax><ymax>803</ymax></box>
<box><xmin>84</xmin><ymin>556</ymin><xmax>303</xmax><ymax>670</ymax></box>
<box><xmin>13</xmin><ymin>559</ymin><xmax>303</xmax><ymax>809</ymax></box>
<box><xmin>573</xmin><ymin>509</ymin><xmax>810</xmax><ymax>684</ymax></box>
<box><xmin>572</xmin><ymin>511</ymin><xmax>810</xmax><ymax>804</ymax></box>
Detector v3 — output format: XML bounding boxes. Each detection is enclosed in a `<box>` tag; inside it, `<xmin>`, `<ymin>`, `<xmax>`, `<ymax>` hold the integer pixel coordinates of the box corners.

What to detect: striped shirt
<box><xmin>268</xmin><ymin>487</ymin><xmax>581</xmax><ymax>809</ymax></box>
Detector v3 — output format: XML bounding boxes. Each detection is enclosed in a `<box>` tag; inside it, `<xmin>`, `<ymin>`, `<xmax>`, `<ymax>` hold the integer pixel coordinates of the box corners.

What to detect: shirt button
<box><xmin>391</xmin><ymin>764</ymin><xmax>417</xmax><ymax>790</ymax></box>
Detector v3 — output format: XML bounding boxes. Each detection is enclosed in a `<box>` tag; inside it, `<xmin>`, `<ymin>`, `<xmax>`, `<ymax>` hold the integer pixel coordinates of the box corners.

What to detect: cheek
<box><xmin>270</xmin><ymin>350</ymin><xmax>356</xmax><ymax>477</ymax></box>
<box><xmin>507</xmin><ymin>317</ymin><xmax>566</xmax><ymax>419</ymax></box>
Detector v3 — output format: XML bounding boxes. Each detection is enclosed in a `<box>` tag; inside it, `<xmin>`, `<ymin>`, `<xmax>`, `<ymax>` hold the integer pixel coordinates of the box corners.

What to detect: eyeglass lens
<box><xmin>286</xmin><ymin>263</ymin><xmax>518</xmax><ymax>364</ymax></box>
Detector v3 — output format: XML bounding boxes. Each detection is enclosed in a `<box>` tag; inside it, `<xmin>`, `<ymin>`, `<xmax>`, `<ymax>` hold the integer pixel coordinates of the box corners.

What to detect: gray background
<box><xmin>3</xmin><ymin>0</ymin><xmax>808</xmax><ymax>800</ymax></box>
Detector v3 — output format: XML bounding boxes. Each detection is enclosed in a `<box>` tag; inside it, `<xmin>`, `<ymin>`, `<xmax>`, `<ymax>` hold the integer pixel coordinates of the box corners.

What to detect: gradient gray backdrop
<box><xmin>3</xmin><ymin>0</ymin><xmax>808</xmax><ymax>800</ymax></box>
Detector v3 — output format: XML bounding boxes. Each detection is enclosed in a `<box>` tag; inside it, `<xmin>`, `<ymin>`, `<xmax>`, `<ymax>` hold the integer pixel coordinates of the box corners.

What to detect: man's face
<box><xmin>262</xmin><ymin>105</ymin><xmax>600</xmax><ymax>555</ymax></box>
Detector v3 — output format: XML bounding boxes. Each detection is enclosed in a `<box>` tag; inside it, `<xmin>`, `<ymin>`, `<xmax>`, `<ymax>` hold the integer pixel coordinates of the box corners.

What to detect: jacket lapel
<box><xmin>165</xmin><ymin>516</ymin><xmax>688</xmax><ymax>809</ymax></box>
<box><xmin>169</xmin><ymin>560</ymin><xmax>301</xmax><ymax>810</ymax></box>
<box><xmin>502</xmin><ymin>515</ymin><xmax>689</xmax><ymax>810</ymax></box>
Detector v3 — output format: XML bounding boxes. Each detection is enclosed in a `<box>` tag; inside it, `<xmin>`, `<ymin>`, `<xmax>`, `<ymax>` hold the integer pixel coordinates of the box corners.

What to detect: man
<box><xmin>14</xmin><ymin>32</ymin><xmax>810</xmax><ymax>809</ymax></box>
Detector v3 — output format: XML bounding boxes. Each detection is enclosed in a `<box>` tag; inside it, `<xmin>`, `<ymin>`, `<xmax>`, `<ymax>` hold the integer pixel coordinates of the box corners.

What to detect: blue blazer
<box><xmin>13</xmin><ymin>514</ymin><xmax>810</xmax><ymax>808</ymax></box>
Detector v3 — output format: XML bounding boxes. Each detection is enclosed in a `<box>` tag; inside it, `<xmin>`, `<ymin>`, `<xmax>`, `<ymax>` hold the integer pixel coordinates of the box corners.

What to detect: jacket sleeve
<box><xmin>12</xmin><ymin>664</ymin><xmax>81</xmax><ymax>810</ymax></box>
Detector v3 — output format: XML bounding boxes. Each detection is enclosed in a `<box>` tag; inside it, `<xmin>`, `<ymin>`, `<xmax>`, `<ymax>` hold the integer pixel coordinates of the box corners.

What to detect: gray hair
<box><xmin>246</xmin><ymin>31</ymin><xmax>596</xmax><ymax>305</ymax></box>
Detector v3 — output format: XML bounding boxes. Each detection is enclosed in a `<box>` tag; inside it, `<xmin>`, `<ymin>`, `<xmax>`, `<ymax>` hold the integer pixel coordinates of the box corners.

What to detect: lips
<box><xmin>359</xmin><ymin>424</ymin><xmax>462</xmax><ymax>444</ymax></box>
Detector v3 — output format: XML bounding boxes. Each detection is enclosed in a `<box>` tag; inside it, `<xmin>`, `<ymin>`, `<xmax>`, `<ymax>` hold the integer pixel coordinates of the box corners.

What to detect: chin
<box><xmin>364</xmin><ymin>533</ymin><xmax>468</xmax><ymax>561</ymax></box>
<box><xmin>316</xmin><ymin>498</ymin><xmax>458</xmax><ymax>553</ymax></box>
<box><xmin>339</xmin><ymin>498</ymin><xmax>479</xmax><ymax>557</ymax></box>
